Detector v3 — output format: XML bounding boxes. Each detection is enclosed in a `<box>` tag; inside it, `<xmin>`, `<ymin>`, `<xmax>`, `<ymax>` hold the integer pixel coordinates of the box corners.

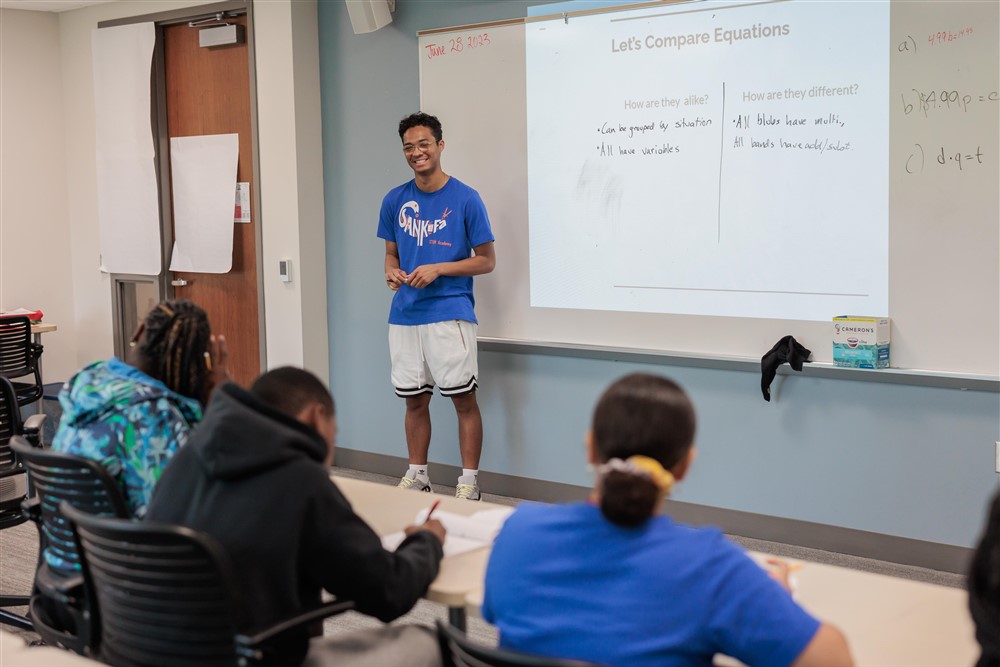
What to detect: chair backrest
<box><xmin>0</xmin><ymin>377</ymin><xmax>22</xmax><ymax>469</ymax></box>
<box><xmin>63</xmin><ymin>503</ymin><xmax>249</xmax><ymax>667</ymax></box>
<box><xmin>0</xmin><ymin>378</ymin><xmax>27</xmax><ymax>530</ymax></box>
<box><xmin>0</xmin><ymin>316</ymin><xmax>34</xmax><ymax>379</ymax></box>
<box><xmin>436</xmin><ymin>620</ymin><xmax>607</xmax><ymax>667</ymax></box>
<box><xmin>10</xmin><ymin>439</ymin><xmax>130</xmax><ymax>577</ymax></box>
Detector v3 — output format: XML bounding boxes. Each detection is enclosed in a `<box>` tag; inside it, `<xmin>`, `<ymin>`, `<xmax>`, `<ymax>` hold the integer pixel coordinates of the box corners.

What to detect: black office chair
<box><xmin>63</xmin><ymin>503</ymin><xmax>355</xmax><ymax>667</ymax></box>
<box><xmin>11</xmin><ymin>438</ymin><xmax>130</xmax><ymax>654</ymax></box>
<box><xmin>0</xmin><ymin>315</ymin><xmax>44</xmax><ymax>409</ymax></box>
<box><xmin>436</xmin><ymin>620</ymin><xmax>607</xmax><ymax>667</ymax></box>
<box><xmin>0</xmin><ymin>376</ymin><xmax>45</xmax><ymax>630</ymax></box>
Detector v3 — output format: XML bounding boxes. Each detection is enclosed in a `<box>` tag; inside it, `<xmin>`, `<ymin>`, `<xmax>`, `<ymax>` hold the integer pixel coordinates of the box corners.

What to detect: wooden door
<box><xmin>162</xmin><ymin>16</ymin><xmax>260</xmax><ymax>386</ymax></box>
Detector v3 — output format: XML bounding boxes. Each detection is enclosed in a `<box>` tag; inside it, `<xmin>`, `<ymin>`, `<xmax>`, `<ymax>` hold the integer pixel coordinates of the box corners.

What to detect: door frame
<box><xmin>102</xmin><ymin>1</ymin><xmax>266</xmax><ymax>370</ymax></box>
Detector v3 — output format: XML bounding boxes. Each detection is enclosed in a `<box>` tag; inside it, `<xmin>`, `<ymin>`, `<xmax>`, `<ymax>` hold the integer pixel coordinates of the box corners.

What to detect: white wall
<box><xmin>0</xmin><ymin>10</ymin><xmax>78</xmax><ymax>383</ymax></box>
<box><xmin>0</xmin><ymin>0</ymin><xmax>328</xmax><ymax>384</ymax></box>
<box><xmin>254</xmin><ymin>0</ymin><xmax>330</xmax><ymax>382</ymax></box>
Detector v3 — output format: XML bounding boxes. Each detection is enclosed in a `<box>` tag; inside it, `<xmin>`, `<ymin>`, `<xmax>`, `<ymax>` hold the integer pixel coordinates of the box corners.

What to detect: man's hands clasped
<box><xmin>386</xmin><ymin>264</ymin><xmax>441</xmax><ymax>290</ymax></box>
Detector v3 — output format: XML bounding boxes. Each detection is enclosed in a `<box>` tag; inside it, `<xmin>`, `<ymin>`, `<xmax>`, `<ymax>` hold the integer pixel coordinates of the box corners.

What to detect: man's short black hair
<box><xmin>398</xmin><ymin>112</ymin><xmax>442</xmax><ymax>142</ymax></box>
<box><xmin>250</xmin><ymin>367</ymin><xmax>334</xmax><ymax>418</ymax></box>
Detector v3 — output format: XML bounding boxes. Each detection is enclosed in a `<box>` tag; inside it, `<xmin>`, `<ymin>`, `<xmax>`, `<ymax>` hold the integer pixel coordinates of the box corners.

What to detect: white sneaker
<box><xmin>455</xmin><ymin>475</ymin><xmax>480</xmax><ymax>501</ymax></box>
<box><xmin>397</xmin><ymin>470</ymin><xmax>431</xmax><ymax>492</ymax></box>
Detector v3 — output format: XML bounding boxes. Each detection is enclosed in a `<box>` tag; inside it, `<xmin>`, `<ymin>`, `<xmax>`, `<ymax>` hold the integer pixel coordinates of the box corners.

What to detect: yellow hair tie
<box><xmin>627</xmin><ymin>455</ymin><xmax>675</xmax><ymax>494</ymax></box>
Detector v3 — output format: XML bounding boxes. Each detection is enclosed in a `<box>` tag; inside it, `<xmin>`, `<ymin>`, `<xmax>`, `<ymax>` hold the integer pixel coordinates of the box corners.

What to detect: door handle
<box><xmin>170</xmin><ymin>279</ymin><xmax>189</xmax><ymax>287</ymax></box>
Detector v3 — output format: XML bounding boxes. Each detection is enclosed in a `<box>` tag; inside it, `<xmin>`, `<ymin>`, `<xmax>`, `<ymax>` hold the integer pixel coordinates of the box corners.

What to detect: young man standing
<box><xmin>377</xmin><ymin>112</ymin><xmax>496</xmax><ymax>500</ymax></box>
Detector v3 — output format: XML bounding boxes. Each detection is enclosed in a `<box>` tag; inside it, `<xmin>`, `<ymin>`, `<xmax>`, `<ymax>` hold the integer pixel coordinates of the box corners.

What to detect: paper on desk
<box><xmin>381</xmin><ymin>507</ymin><xmax>513</xmax><ymax>558</ymax></box>
<box><xmin>168</xmin><ymin>134</ymin><xmax>239</xmax><ymax>273</ymax></box>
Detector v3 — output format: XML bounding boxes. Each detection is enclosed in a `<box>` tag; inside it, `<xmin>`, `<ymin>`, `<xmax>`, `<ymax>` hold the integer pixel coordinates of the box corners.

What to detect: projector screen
<box><xmin>526</xmin><ymin>1</ymin><xmax>889</xmax><ymax>322</ymax></box>
<box><xmin>417</xmin><ymin>0</ymin><xmax>999</xmax><ymax>375</ymax></box>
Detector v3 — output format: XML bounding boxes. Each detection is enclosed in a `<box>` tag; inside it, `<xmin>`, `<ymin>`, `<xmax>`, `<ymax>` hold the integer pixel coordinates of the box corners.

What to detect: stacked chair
<box><xmin>0</xmin><ymin>376</ymin><xmax>45</xmax><ymax>630</ymax></box>
<box><xmin>0</xmin><ymin>315</ymin><xmax>44</xmax><ymax>409</ymax></box>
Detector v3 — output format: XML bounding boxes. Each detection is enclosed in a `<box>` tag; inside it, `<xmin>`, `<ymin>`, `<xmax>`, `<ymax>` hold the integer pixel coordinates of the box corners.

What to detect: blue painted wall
<box><xmin>318</xmin><ymin>0</ymin><xmax>999</xmax><ymax>549</ymax></box>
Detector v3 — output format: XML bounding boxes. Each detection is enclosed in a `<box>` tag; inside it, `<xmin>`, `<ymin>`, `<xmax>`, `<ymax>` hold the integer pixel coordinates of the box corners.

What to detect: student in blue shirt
<box><xmin>377</xmin><ymin>112</ymin><xmax>496</xmax><ymax>500</ymax></box>
<box><xmin>483</xmin><ymin>373</ymin><xmax>854</xmax><ymax>667</ymax></box>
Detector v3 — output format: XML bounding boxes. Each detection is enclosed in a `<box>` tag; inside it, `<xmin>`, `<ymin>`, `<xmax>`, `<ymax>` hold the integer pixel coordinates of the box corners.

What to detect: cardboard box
<box><xmin>833</xmin><ymin>316</ymin><xmax>890</xmax><ymax>369</ymax></box>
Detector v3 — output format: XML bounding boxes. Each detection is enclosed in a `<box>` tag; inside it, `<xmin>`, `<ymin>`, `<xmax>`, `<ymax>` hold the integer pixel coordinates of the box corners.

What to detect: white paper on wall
<box><xmin>168</xmin><ymin>134</ymin><xmax>239</xmax><ymax>273</ymax></box>
<box><xmin>92</xmin><ymin>23</ymin><xmax>161</xmax><ymax>276</ymax></box>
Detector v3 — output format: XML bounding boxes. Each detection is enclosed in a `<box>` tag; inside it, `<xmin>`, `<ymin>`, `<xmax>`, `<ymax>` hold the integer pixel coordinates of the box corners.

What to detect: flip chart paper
<box><xmin>168</xmin><ymin>134</ymin><xmax>239</xmax><ymax>273</ymax></box>
<box><xmin>93</xmin><ymin>23</ymin><xmax>161</xmax><ymax>275</ymax></box>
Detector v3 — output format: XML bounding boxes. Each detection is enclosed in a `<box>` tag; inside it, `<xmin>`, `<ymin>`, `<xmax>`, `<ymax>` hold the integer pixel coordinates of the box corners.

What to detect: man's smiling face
<box><xmin>402</xmin><ymin>125</ymin><xmax>444</xmax><ymax>177</ymax></box>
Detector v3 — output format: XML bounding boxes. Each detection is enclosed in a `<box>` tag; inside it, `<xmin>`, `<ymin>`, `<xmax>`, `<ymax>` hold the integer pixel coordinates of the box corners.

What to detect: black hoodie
<box><xmin>147</xmin><ymin>383</ymin><xmax>443</xmax><ymax>666</ymax></box>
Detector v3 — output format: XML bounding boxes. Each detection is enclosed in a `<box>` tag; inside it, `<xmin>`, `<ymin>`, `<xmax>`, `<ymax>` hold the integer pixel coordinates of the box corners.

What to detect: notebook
<box><xmin>381</xmin><ymin>506</ymin><xmax>513</xmax><ymax>558</ymax></box>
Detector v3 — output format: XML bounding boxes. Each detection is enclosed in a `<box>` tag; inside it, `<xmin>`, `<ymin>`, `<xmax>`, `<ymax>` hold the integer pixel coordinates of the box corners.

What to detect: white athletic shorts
<box><xmin>389</xmin><ymin>320</ymin><xmax>478</xmax><ymax>398</ymax></box>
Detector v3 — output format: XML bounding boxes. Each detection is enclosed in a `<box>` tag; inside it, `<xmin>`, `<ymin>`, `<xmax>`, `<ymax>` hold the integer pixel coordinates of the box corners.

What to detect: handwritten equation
<box><xmin>905</xmin><ymin>144</ymin><xmax>985</xmax><ymax>173</ymax></box>
<box><xmin>928</xmin><ymin>26</ymin><xmax>974</xmax><ymax>47</ymax></box>
<box><xmin>896</xmin><ymin>26</ymin><xmax>975</xmax><ymax>55</ymax></box>
<box><xmin>423</xmin><ymin>32</ymin><xmax>491</xmax><ymax>60</ymax></box>
<box><xmin>901</xmin><ymin>88</ymin><xmax>999</xmax><ymax>117</ymax></box>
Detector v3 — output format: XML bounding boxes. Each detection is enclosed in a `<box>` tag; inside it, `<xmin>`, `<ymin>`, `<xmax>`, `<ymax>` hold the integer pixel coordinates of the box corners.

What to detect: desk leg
<box><xmin>30</xmin><ymin>332</ymin><xmax>44</xmax><ymax>416</ymax></box>
<box><xmin>448</xmin><ymin>607</ymin><xmax>467</xmax><ymax>632</ymax></box>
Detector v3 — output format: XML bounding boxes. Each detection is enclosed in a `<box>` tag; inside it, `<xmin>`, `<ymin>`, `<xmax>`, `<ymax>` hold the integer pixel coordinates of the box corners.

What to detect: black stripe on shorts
<box><xmin>438</xmin><ymin>376</ymin><xmax>478</xmax><ymax>397</ymax></box>
<box><xmin>395</xmin><ymin>384</ymin><xmax>434</xmax><ymax>398</ymax></box>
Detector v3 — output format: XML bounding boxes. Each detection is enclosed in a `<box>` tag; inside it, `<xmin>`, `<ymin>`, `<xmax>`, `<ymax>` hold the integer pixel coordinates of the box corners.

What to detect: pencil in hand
<box><xmin>425</xmin><ymin>499</ymin><xmax>441</xmax><ymax>523</ymax></box>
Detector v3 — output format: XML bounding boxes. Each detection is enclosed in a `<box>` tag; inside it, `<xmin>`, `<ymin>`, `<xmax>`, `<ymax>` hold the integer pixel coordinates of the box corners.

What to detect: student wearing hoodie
<box><xmin>147</xmin><ymin>367</ymin><xmax>446</xmax><ymax>667</ymax></box>
<box><xmin>52</xmin><ymin>299</ymin><xmax>228</xmax><ymax>525</ymax></box>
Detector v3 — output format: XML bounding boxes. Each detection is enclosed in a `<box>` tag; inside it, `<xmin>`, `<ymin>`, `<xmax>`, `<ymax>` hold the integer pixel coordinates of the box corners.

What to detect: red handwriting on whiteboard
<box><xmin>424</xmin><ymin>33</ymin><xmax>491</xmax><ymax>60</ymax></box>
<box><xmin>928</xmin><ymin>27</ymin><xmax>973</xmax><ymax>46</ymax></box>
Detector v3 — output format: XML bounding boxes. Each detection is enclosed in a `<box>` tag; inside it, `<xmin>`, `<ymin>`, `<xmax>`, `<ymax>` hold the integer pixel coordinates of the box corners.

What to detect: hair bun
<box><xmin>598</xmin><ymin>456</ymin><xmax>674</xmax><ymax>494</ymax></box>
<box><xmin>599</xmin><ymin>469</ymin><xmax>660</xmax><ymax>527</ymax></box>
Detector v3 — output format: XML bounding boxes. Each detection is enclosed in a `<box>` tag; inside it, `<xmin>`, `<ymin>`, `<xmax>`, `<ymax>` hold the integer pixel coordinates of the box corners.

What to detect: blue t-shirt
<box><xmin>483</xmin><ymin>503</ymin><xmax>820</xmax><ymax>667</ymax></box>
<box><xmin>377</xmin><ymin>177</ymin><xmax>494</xmax><ymax>325</ymax></box>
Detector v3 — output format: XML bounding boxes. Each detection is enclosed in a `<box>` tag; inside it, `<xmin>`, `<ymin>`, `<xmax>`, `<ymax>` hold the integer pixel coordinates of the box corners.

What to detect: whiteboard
<box><xmin>418</xmin><ymin>0</ymin><xmax>999</xmax><ymax>376</ymax></box>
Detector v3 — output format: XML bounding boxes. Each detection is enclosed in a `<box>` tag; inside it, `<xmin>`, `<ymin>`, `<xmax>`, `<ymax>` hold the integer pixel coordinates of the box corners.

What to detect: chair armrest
<box><xmin>34</xmin><ymin>568</ymin><xmax>85</xmax><ymax>606</ymax></box>
<box><xmin>31</xmin><ymin>342</ymin><xmax>44</xmax><ymax>359</ymax></box>
<box><xmin>22</xmin><ymin>413</ymin><xmax>47</xmax><ymax>446</ymax></box>
<box><xmin>235</xmin><ymin>600</ymin><xmax>354</xmax><ymax>661</ymax></box>
<box><xmin>22</xmin><ymin>497</ymin><xmax>41</xmax><ymax>523</ymax></box>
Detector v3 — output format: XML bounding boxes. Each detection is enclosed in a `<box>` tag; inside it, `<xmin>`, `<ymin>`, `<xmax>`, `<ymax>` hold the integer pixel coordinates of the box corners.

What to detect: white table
<box><xmin>1</xmin><ymin>628</ymin><xmax>101</xmax><ymax>666</ymax></box>
<box><xmin>332</xmin><ymin>474</ymin><xmax>504</xmax><ymax>630</ymax></box>
<box><xmin>465</xmin><ymin>550</ymin><xmax>979</xmax><ymax>666</ymax></box>
<box><xmin>753</xmin><ymin>553</ymin><xmax>978</xmax><ymax>667</ymax></box>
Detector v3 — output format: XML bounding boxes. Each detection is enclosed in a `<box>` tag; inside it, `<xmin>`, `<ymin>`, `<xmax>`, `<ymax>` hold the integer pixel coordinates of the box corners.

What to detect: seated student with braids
<box><xmin>482</xmin><ymin>373</ymin><xmax>853</xmax><ymax>667</ymax></box>
<box><xmin>53</xmin><ymin>299</ymin><xmax>229</xmax><ymax>522</ymax></box>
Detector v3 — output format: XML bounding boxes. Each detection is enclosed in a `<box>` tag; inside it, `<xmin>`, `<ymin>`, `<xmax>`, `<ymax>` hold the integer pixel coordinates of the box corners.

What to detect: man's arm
<box><xmin>407</xmin><ymin>241</ymin><xmax>496</xmax><ymax>288</ymax></box>
<box><xmin>308</xmin><ymin>480</ymin><xmax>444</xmax><ymax>622</ymax></box>
<box><xmin>791</xmin><ymin>624</ymin><xmax>854</xmax><ymax>667</ymax></box>
<box><xmin>384</xmin><ymin>241</ymin><xmax>407</xmax><ymax>291</ymax></box>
